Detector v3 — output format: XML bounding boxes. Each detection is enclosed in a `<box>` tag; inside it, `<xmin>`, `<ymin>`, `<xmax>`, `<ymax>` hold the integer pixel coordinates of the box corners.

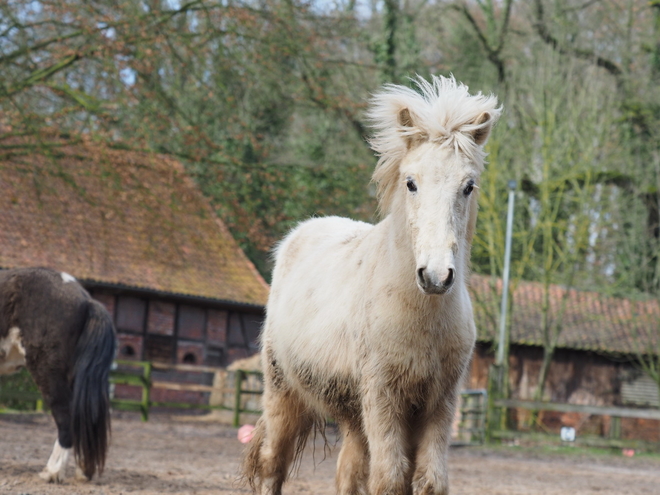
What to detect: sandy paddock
<box><xmin>1</xmin><ymin>412</ymin><xmax>659</xmax><ymax>495</ymax></box>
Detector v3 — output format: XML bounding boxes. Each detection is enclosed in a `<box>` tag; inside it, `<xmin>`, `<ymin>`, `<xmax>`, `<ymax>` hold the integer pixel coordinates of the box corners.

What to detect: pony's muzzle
<box><xmin>416</xmin><ymin>266</ymin><xmax>455</xmax><ymax>295</ymax></box>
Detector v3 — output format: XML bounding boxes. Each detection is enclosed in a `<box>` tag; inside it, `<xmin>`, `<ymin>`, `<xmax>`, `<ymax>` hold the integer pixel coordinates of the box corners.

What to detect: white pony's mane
<box><xmin>368</xmin><ymin>75</ymin><xmax>501</xmax><ymax>213</ymax></box>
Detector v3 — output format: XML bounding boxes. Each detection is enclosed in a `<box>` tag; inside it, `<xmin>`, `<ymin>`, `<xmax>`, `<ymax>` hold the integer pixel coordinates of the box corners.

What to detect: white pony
<box><xmin>244</xmin><ymin>76</ymin><xmax>501</xmax><ymax>495</ymax></box>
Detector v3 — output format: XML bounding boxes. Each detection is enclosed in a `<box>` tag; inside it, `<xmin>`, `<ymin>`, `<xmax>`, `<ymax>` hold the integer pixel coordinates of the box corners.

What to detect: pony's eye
<box><xmin>406</xmin><ymin>179</ymin><xmax>417</xmax><ymax>192</ymax></box>
<box><xmin>463</xmin><ymin>180</ymin><xmax>475</xmax><ymax>196</ymax></box>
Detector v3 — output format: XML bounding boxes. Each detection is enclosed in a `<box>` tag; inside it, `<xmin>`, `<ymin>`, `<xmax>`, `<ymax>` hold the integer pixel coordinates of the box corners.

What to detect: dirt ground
<box><xmin>1</xmin><ymin>412</ymin><xmax>660</xmax><ymax>495</ymax></box>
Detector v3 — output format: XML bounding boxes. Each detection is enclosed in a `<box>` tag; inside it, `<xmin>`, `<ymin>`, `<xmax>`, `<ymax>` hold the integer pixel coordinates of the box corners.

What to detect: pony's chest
<box><xmin>358</xmin><ymin>310</ymin><xmax>476</xmax><ymax>384</ymax></box>
<box><xmin>372</xmin><ymin>335</ymin><xmax>469</xmax><ymax>375</ymax></box>
<box><xmin>364</xmin><ymin>308</ymin><xmax>474</xmax><ymax>355</ymax></box>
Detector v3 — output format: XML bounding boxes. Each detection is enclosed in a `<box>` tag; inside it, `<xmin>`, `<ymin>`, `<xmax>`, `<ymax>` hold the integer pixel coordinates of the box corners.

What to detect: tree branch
<box><xmin>451</xmin><ymin>3</ymin><xmax>507</xmax><ymax>83</ymax></box>
<box><xmin>533</xmin><ymin>0</ymin><xmax>622</xmax><ymax>78</ymax></box>
<box><xmin>0</xmin><ymin>30</ymin><xmax>84</xmax><ymax>65</ymax></box>
<box><xmin>2</xmin><ymin>53</ymin><xmax>81</xmax><ymax>98</ymax></box>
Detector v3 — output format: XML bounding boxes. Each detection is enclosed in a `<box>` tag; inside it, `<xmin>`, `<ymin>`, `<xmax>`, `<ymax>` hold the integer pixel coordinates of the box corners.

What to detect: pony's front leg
<box><xmin>244</xmin><ymin>385</ymin><xmax>312</xmax><ymax>495</ymax></box>
<box><xmin>335</xmin><ymin>426</ymin><xmax>369</xmax><ymax>495</ymax></box>
<box><xmin>362</xmin><ymin>387</ymin><xmax>411</xmax><ymax>495</ymax></box>
<box><xmin>411</xmin><ymin>395</ymin><xmax>458</xmax><ymax>495</ymax></box>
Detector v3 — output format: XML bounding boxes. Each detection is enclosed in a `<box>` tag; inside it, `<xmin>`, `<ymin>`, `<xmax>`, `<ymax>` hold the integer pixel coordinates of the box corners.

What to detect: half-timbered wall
<box><xmin>91</xmin><ymin>288</ymin><xmax>262</xmax><ymax>367</ymax></box>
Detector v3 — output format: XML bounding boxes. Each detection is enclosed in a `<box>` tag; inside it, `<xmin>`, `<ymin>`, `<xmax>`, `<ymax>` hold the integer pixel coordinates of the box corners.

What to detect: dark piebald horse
<box><xmin>0</xmin><ymin>267</ymin><xmax>116</xmax><ymax>482</ymax></box>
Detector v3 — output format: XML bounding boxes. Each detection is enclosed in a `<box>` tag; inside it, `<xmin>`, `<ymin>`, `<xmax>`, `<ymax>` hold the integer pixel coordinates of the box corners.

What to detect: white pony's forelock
<box><xmin>367</xmin><ymin>75</ymin><xmax>502</xmax><ymax>213</ymax></box>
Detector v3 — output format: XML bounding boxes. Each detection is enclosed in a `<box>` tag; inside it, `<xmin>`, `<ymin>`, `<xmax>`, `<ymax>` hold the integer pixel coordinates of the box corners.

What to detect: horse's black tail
<box><xmin>71</xmin><ymin>299</ymin><xmax>116</xmax><ymax>479</ymax></box>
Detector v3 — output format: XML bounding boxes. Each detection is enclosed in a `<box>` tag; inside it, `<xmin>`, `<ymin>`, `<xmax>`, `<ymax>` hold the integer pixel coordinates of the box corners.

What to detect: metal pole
<box><xmin>496</xmin><ymin>180</ymin><xmax>516</xmax><ymax>366</ymax></box>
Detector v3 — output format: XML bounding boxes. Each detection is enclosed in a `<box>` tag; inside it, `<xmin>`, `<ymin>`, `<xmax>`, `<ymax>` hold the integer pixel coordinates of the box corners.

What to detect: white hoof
<box><xmin>39</xmin><ymin>440</ymin><xmax>70</xmax><ymax>483</ymax></box>
<box><xmin>38</xmin><ymin>467</ymin><xmax>65</xmax><ymax>483</ymax></box>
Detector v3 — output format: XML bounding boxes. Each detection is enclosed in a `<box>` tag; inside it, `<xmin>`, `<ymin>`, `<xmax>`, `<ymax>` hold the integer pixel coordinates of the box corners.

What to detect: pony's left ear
<box><xmin>469</xmin><ymin>111</ymin><xmax>497</xmax><ymax>146</ymax></box>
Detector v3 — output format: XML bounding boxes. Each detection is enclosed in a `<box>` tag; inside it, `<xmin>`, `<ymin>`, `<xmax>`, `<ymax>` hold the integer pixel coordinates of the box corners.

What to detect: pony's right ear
<box><xmin>398</xmin><ymin>107</ymin><xmax>414</xmax><ymax>128</ymax></box>
<box><xmin>397</xmin><ymin>108</ymin><xmax>425</xmax><ymax>149</ymax></box>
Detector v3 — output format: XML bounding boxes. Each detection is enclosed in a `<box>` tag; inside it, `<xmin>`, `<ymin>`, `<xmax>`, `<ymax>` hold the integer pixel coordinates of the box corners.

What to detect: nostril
<box><xmin>444</xmin><ymin>268</ymin><xmax>455</xmax><ymax>287</ymax></box>
<box><xmin>417</xmin><ymin>267</ymin><xmax>426</xmax><ymax>285</ymax></box>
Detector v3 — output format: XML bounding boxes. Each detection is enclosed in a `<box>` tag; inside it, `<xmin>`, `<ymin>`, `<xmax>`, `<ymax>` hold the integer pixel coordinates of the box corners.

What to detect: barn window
<box><xmin>621</xmin><ymin>371</ymin><xmax>659</xmax><ymax>407</ymax></box>
<box><xmin>177</xmin><ymin>342</ymin><xmax>204</xmax><ymax>365</ymax></box>
<box><xmin>147</xmin><ymin>301</ymin><xmax>175</xmax><ymax>335</ymax></box>
<box><xmin>207</xmin><ymin>309</ymin><xmax>228</xmax><ymax>345</ymax></box>
<box><xmin>242</xmin><ymin>314</ymin><xmax>262</xmax><ymax>351</ymax></box>
<box><xmin>121</xmin><ymin>345</ymin><xmax>136</xmax><ymax>357</ymax></box>
<box><xmin>227</xmin><ymin>313</ymin><xmax>246</xmax><ymax>346</ymax></box>
<box><xmin>116</xmin><ymin>335</ymin><xmax>143</xmax><ymax>361</ymax></box>
<box><xmin>182</xmin><ymin>353</ymin><xmax>197</xmax><ymax>364</ymax></box>
<box><xmin>116</xmin><ymin>297</ymin><xmax>146</xmax><ymax>333</ymax></box>
<box><xmin>178</xmin><ymin>305</ymin><xmax>206</xmax><ymax>340</ymax></box>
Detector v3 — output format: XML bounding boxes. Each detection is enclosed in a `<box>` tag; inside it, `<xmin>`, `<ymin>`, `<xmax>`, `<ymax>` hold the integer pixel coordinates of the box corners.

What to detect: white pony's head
<box><xmin>368</xmin><ymin>76</ymin><xmax>501</xmax><ymax>295</ymax></box>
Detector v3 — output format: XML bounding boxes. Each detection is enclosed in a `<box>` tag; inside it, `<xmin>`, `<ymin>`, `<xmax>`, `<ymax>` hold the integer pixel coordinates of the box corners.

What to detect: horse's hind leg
<box><xmin>39</xmin><ymin>439</ymin><xmax>70</xmax><ymax>483</ymax></box>
<box><xmin>245</xmin><ymin>386</ymin><xmax>312</xmax><ymax>495</ymax></box>
<box><xmin>336</xmin><ymin>426</ymin><xmax>369</xmax><ymax>495</ymax></box>
<box><xmin>37</xmin><ymin>374</ymin><xmax>73</xmax><ymax>483</ymax></box>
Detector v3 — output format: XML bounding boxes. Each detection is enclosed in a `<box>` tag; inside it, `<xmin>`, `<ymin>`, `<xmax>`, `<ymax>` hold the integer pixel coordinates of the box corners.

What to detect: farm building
<box><xmin>2</xmin><ymin>135</ymin><xmax>658</xmax><ymax>438</ymax></box>
<box><xmin>467</xmin><ymin>274</ymin><xmax>660</xmax><ymax>441</ymax></box>
<box><xmin>0</xmin><ymin>135</ymin><xmax>269</xmax><ymax>382</ymax></box>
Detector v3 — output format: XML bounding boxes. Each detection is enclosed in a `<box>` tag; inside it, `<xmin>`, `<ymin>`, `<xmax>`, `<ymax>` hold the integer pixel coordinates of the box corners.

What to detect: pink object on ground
<box><xmin>622</xmin><ymin>449</ymin><xmax>635</xmax><ymax>457</ymax></box>
<box><xmin>238</xmin><ymin>424</ymin><xmax>256</xmax><ymax>444</ymax></box>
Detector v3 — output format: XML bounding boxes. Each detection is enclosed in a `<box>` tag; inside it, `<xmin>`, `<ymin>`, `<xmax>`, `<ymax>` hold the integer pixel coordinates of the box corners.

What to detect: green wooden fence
<box><xmin>110</xmin><ymin>360</ymin><xmax>152</xmax><ymax>421</ymax></box>
<box><xmin>490</xmin><ymin>398</ymin><xmax>660</xmax><ymax>452</ymax></box>
<box><xmin>456</xmin><ymin>389</ymin><xmax>488</xmax><ymax>446</ymax></box>
<box><xmin>2</xmin><ymin>367</ymin><xmax>489</xmax><ymax>444</ymax></box>
<box><xmin>232</xmin><ymin>369</ymin><xmax>264</xmax><ymax>427</ymax></box>
<box><xmin>0</xmin><ymin>361</ymin><xmax>263</xmax><ymax>426</ymax></box>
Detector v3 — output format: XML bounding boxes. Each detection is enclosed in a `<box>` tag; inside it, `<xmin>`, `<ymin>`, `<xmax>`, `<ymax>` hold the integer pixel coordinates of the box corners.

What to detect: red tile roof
<box><xmin>470</xmin><ymin>274</ymin><xmax>660</xmax><ymax>356</ymax></box>
<box><xmin>0</xmin><ymin>136</ymin><xmax>269</xmax><ymax>306</ymax></box>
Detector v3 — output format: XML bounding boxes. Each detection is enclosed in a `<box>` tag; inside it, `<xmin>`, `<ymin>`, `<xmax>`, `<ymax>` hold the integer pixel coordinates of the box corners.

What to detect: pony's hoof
<box><xmin>38</xmin><ymin>469</ymin><xmax>65</xmax><ymax>483</ymax></box>
<box><xmin>75</xmin><ymin>465</ymin><xmax>90</xmax><ymax>481</ymax></box>
<box><xmin>412</xmin><ymin>480</ymin><xmax>448</xmax><ymax>495</ymax></box>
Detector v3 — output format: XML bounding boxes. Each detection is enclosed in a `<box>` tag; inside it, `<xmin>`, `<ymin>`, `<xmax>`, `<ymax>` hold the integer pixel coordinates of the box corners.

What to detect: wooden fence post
<box><xmin>233</xmin><ymin>370</ymin><xmax>245</xmax><ymax>428</ymax></box>
<box><xmin>609</xmin><ymin>416</ymin><xmax>622</xmax><ymax>440</ymax></box>
<box><xmin>141</xmin><ymin>362</ymin><xmax>152</xmax><ymax>422</ymax></box>
<box><xmin>487</xmin><ymin>363</ymin><xmax>505</xmax><ymax>443</ymax></box>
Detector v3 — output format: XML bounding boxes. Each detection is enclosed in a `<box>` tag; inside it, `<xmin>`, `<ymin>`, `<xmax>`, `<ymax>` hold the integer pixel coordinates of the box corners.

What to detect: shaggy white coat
<box><xmin>244</xmin><ymin>75</ymin><xmax>501</xmax><ymax>495</ymax></box>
